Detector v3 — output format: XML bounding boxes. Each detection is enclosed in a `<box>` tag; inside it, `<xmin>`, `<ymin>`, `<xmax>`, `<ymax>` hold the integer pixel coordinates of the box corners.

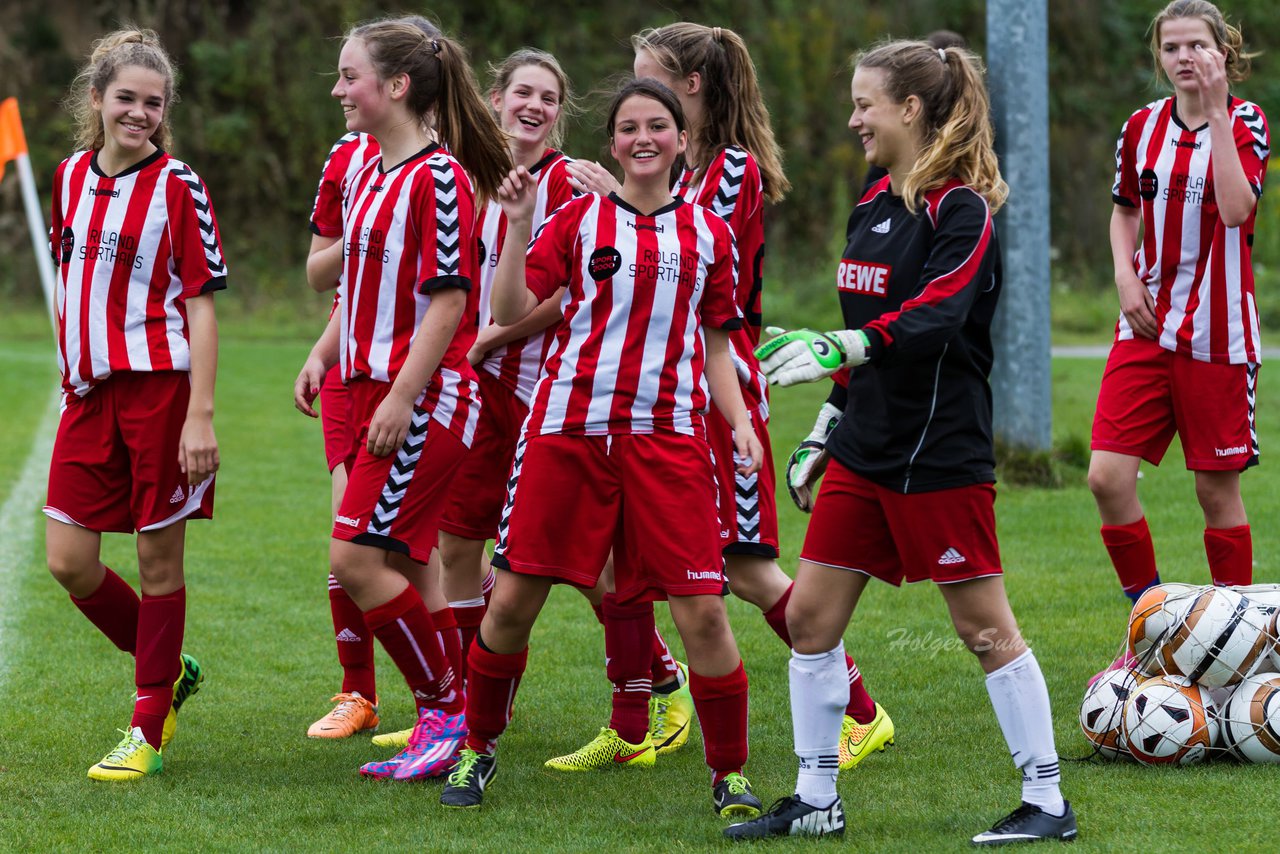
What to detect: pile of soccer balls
<box><xmin>1080</xmin><ymin>582</ymin><xmax>1280</xmax><ymax>765</ymax></box>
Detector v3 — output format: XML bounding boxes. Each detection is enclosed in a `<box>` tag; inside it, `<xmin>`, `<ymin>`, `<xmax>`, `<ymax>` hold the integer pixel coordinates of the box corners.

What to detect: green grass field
<box><xmin>0</xmin><ymin>325</ymin><xmax>1277</xmax><ymax>852</ymax></box>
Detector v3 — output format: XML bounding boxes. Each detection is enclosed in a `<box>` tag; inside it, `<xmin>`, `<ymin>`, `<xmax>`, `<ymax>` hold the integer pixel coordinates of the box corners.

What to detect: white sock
<box><xmin>448</xmin><ymin>596</ymin><xmax>486</xmax><ymax>609</ymax></box>
<box><xmin>984</xmin><ymin>649</ymin><xmax>1065</xmax><ymax>816</ymax></box>
<box><xmin>790</xmin><ymin>645</ymin><xmax>848</xmax><ymax>808</ymax></box>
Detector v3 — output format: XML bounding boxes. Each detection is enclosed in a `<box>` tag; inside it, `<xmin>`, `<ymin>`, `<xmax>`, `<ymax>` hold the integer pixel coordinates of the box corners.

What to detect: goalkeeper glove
<box><xmin>787</xmin><ymin>402</ymin><xmax>842</xmax><ymax>512</ymax></box>
<box><xmin>754</xmin><ymin>326</ymin><xmax>869</xmax><ymax>387</ymax></box>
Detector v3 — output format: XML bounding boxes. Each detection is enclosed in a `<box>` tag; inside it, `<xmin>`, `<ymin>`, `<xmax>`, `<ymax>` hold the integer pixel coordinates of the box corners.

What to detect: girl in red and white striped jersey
<box><xmin>558</xmin><ymin>23</ymin><xmax>893</xmax><ymax>772</ymax></box>
<box><xmin>437</xmin><ymin>49</ymin><xmax>579</xmax><ymax>682</ymax></box>
<box><xmin>440</xmin><ymin>79</ymin><xmax>764</xmax><ymax>817</ymax></box>
<box><xmin>1090</xmin><ymin>1</ymin><xmax>1269</xmax><ymax>614</ymax></box>
<box><xmin>292</xmin><ymin>15</ymin><xmax>510</xmax><ymax>781</ymax></box>
<box><xmin>43</xmin><ymin>28</ymin><xmax>224</xmax><ymax>781</ymax></box>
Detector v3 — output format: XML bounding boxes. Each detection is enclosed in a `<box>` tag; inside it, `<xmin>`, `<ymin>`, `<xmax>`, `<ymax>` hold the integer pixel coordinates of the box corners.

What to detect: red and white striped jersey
<box><xmin>48</xmin><ymin>149</ymin><xmax>227</xmax><ymax>398</ymax></box>
<box><xmin>338</xmin><ymin>144</ymin><xmax>481</xmax><ymax>444</ymax></box>
<box><xmin>476</xmin><ymin>149</ymin><xmax>574</xmax><ymax>406</ymax></box>
<box><xmin>310</xmin><ymin>132</ymin><xmax>380</xmax><ymax>237</ymax></box>
<box><xmin>1112</xmin><ymin>96</ymin><xmax>1270</xmax><ymax>363</ymax></box>
<box><xmin>521</xmin><ymin>192</ymin><xmax>742</xmax><ymax>438</ymax></box>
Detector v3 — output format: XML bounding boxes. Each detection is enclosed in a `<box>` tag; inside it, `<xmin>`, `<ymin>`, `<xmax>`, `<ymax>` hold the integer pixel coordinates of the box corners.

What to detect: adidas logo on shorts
<box><xmin>871</xmin><ymin>218</ymin><xmax>892</xmax><ymax>234</ymax></box>
<box><xmin>938</xmin><ymin>547</ymin><xmax>967</xmax><ymax>566</ymax></box>
<box><xmin>336</xmin><ymin>628</ymin><xmax>363</xmax><ymax>643</ymax></box>
<box><xmin>169</xmin><ymin>486</ymin><xmax>186</xmax><ymax>505</ymax></box>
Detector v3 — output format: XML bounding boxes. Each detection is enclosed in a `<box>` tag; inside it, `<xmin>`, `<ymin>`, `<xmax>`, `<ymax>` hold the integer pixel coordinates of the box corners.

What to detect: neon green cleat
<box><xmin>838</xmin><ymin>703</ymin><xmax>894</xmax><ymax>770</ymax></box>
<box><xmin>161</xmin><ymin>653</ymin><xmax>205</xmax><ymax>749</ymax></box>
<box><xmin>650</xmin><ymin>661</ymin><xmax>694</xmax><ymax>755</ymax></box>
<box><xmin>88</xmin><ymin>727</ymin><xmax>162</xmax><ymax>781</ymax></box>
<box><xmin>371</xmin><ymin>727</ymin><xmax>413</xmax><ymax>749</ymax></box>
<box><xmin>713</xmin><ymin>772</ymin><xmax>763</xmax><ymax>819</ymax></box>
<box><xmin>544</xmin><ymin>727</ymin><xmax>656</xmax><ymax>772</ymax></box>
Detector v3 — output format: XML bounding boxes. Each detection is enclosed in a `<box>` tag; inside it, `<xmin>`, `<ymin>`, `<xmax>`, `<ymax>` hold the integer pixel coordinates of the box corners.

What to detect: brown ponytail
<box><xmin>632</xmin><ymin>23</ymin><xmax>789</xmax><ymax>203</ymax></box>
<box><xmin>347</xmin><ymin>16</ymin><xmax>511</xmax><ymax>202</ymax></box>
<box><xmin>855</xmin><ymin>40</ymin><xmax>1007</xmax><ymax>214</ymax></box>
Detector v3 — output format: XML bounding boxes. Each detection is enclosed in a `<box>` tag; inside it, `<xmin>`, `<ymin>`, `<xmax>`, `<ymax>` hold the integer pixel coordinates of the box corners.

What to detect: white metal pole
<box><xmin>14</xmin><ymin>151</ymin><xmax>58</xmax><ymax>338</ymax></box>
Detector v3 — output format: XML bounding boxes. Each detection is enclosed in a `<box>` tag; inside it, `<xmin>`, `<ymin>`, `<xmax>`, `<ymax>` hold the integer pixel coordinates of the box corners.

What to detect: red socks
<box><xmin>650</xmin><ymin>627</ymin><xmax>679</xmax><ymax>685</ymax></box>
<box><xmin>70</xmin><ymin>566</ymin><xmax>139</xmax><ymax>654</ymax></box>
<box><xmin>602</xmin><ymin>594</ymin><xmax>654</xmax><ymax>744</ymax></box>
<box><xmin>328</xmin><ymin>574</ymin><xmax>376</xmax><ymax>698</ymax></box>
<box><xmin>431</xmin><ymin>607</ymin><xmax>464</xmax><ymax>684</ymax></box>
<box><xmin>464</xmin><ymin>641</ymin><xmax>528</xmax><ymax>754</ymax></box>
<box><xmin>1205</xmin><ymin>525</ymin><xmax>1252</xmax><ymax>587</ymax></box>
<box><xmin>1101</xmin><ymin>518</ymin><xmax>1159</xmax><ymax>598</ymax></box>
<box><xmin>764</xmin><ymin>584</ymin><xmax>876</xmax><ymax>724</ymax></box>
<box><xmin>451</xmin><ymin>600</ymin><xmax>486</xmax><ymax>680</ymax></box>
<box><xmin>690</xmin><ymin>661</ymin><xmax>749</xmax><ymax>784</ymax></box>
<box><xmin>363</xmin><ymin>585</ymin><xmax>461</xmax><ymax>714</ymax></box>
<box><xmin>131</xmin><ymin>587</ymin><xmax>185</xmax><ymax>748</ymax></box>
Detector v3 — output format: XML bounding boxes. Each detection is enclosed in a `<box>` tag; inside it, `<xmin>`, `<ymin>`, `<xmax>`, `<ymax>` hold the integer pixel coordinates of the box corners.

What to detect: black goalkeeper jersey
<box><xmin>824</xmin><ymin>176</ymin><xmax>1002</xmax><ymax>493</ymax></box>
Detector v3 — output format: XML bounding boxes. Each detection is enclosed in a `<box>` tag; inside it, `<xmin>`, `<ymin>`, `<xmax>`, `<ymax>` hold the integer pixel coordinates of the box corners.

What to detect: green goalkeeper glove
<box><xmin>787</xmin><ymin>402</ymin><xmax>842</xmax><ymax>512</ymax></box>
<box><xmin>754</xmin><ymin>326</ymin><xmax>869</xmax><ymax>387</ymax></box>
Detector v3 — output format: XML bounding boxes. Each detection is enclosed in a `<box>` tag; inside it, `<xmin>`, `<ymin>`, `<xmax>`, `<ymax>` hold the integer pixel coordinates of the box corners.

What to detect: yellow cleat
<box><xmin>838</xmin><ymin>703</ymin><xmax>894</xmax><ymax>770</ymax></box>
<box><xmin>88</xmin><ymin>727</ymin><xmax>163</xmax><ymax>781</ymax></box>
<box><xmin>371</xmin><ymin>727</ymin><xmax>413</xmax><ymax>749</ymax></box>
<box><xmin>307</xmin><ymin>692</ymin><xmax>380</xmax><ymax>739</ymax></box>
<box><xmin>650</xmin><ymin>661</ymin><xmax>694</xmax><ymax>755</ymax></box>
<box><xmin>161</xmin><ymin>653</ymin><xmax>205</xmax><ymax>749</ymax></box>
<box><xmin>544</xmin><ymin>727</ymin><xmax>656</xmax><ymax>772</ymax></box>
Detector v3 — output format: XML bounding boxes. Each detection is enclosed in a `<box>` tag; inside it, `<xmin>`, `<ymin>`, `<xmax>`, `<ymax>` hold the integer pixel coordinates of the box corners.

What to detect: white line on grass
<box><xmin>0</xmin><ymin>391</ymin><xmax>58</xmax><ymax>686</ymax></box>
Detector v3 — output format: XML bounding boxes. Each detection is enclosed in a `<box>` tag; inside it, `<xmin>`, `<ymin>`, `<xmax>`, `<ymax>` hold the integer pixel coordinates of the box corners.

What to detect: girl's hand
<box><xmin>294</xmin><ymin>355</ymin><xmax>328</xmax><ymax>417</ymax></box>
<box><xmin>366</xmin><ymin>392</ymin><xmax>413</xmax><ymax>458</ymax></box>
<box><xmin>1116</xmin><ymin>271</ymin><xmax>1158</xmax><ymax>340</ymax></box>
<box><xmin>565</xmin><ymin>159</ymin><xmax>622</xmax><ymax>196</ymax></box>
<box><xmin>733</xmin><ymin>421</ymin><xmax>764</xmax><ymax>476</ymax></box>
<box><xmin>497</xmin><ymin>166</ymin><xmax>539</xmax><ymax>224</ymax></box>
<box><xmin>179</xmin><ymin>416</ymin><xmax>219</xmax><ymax>487</ymax></box>
<box><xmin>468</xmin><ymin>324</ymin><xmax>502</xmax><ymax>366</ymax></box>
<box><xmin>1190</xmin><ymin>45</ymin><xmax>1230</xmax><ymax>120</ymax></box>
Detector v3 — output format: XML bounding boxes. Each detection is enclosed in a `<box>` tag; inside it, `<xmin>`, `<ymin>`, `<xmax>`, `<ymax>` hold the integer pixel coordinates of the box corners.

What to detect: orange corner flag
<box><xmin>0</xmin><ymin>97</ymin><xmax>31</xmax><ymax>184</ymax></box>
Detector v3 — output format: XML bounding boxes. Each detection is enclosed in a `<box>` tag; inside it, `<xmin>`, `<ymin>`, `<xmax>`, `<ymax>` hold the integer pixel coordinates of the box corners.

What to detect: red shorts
<box><xmin>332</xmin><ymin>377</ymin><xmax>467</xmax><ymax>562</ymax></box>
<box><xmin>800</xmin><ymin>458</ymin><xmax>1001</xmax><ymax>586</ymax></box>
<box><xmin>439</xmin><ymin>372</ymin><xmax>527</xmax><ymax>541</ymax></box>
<box><xmin>320</xmin><ymin>365</ymin><xmax>353</xmax><ymax>473</ymax></box>
<box><xmin>492</xmin><ymin>432</ymin><xmax>724</xmax><ymax>603</ymax></box>
<box><xmin>44</xmin><ymin>371</ymin><xmax>214</xmax><ymax>533</ymax></box>
<box><xmin>707</xmin><ymin>403</ymin><xmax>779</xmax><ymax>558</ymax></box>
<box><xmin>1091</xmin><ymin>338</ymin><xmax>1259</xmax><ymax>471</ymax></box>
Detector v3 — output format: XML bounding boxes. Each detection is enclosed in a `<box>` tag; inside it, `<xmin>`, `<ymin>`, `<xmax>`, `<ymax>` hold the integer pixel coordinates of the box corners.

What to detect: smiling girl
<box><xmin>437</xmin><ymin>48</ymin><xmax>578</xmax><ymax>684</ymax></box>
<box><xmin>293</xmin><ymin>15</ymin><xmax>510</xmax><ymax>781</ymax></box>
<box><xmin>44</xmin><ymin>27</ymin><xmax>223</xmax><ymax>781</ymax></box>
<box><xmin>441</xmin><ymin>78</ymin><xmax>763</xmax><ymax>818</ymax></box>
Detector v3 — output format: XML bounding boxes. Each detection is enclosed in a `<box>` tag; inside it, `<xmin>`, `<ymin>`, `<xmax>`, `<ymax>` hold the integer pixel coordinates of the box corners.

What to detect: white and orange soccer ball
<box><xmin>1121</xmin><ymin>675</ymin><xmax>1218</xmax><ymax>765</ymax></box>
<box><xmin>1161</xmin><ymin>587</ymin><xmax>1271</xmax><ymax>688</ymax></box>
<box><xmin>1127</xmin><ymin>583</ymin><xmax>1197</xmax><ymax>674</ymax></box>
<box><xmin>1221</xmin><ymin>672</ymin><xmax>1280</xmax><ymax>764</ymax></box>
<box><xmin>1079</xmin><ymin>667</ymin><xmax>1139</xmax><ymax>760</ymax></box>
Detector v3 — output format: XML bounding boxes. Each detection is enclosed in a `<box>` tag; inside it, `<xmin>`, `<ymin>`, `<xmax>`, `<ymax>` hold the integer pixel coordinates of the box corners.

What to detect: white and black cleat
<box><xmin>971</xmin><ymin>801</ymin><xmax>1077</xmax><ymax>846</ymax></box>
<box><xmin>723</xmin><ymin>795</ymin><xmax>845</xmax><ymax>840</ymax></box>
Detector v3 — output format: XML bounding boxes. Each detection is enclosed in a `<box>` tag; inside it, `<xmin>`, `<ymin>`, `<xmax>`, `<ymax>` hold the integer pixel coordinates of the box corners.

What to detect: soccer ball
<box><xmin>1162</xmin><ymin>587</ymin><xmax>1271</xmax><ymax>687</ymax></box>
<box><xmin>1269</xmin><ymin>610</ymin><xmax>1280</xmax><ymax>673</ymax></box>
<box><xmin>1079</xmin><ymin>667</ymin><xmax>1139</xmax><ymax>760</ymax></box>
<box><xmin>1121</xmin><ymin>675</ymin><xmax>1218</xmax><ymax>765</ymax></box>
<box><xmin>1221</xmin><ymin>672</ymin><xmax>1280</xmax><ymax>763</ymax></box>
<box><xmin>1127</xmin><ymin>584</ymin><xmax>1197</xmax><ymax>674</ymax></box>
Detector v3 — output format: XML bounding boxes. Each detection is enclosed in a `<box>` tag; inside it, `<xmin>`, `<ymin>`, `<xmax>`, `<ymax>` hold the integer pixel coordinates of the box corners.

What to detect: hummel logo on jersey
<box><xmin>89</xmin><ymin>187</ymin><xmax>121</xmax><ymax>198</ymax></box>
<box><xmin>169</xmin><ymin>486</ymin><xmax>186</xmax><ymax>505</ymax></box>
<box><xmin>687</xmin><ymin>569</ymin><xmax>721</xmax><ymax>581</ymax></box>
<box><xmin>1216</xmin><ymin>445</ymin><xmax>1248</xmax><ymax>457</ymax></box>
<box><xmin>938</xmin><ymin>548</ymin><xmax>967</xmax><ymax>566</ymax></box>
<box><xmin>336</xmin><ymin>628</ymin><xmax>363</xmax><ymax>643</ymax></box>
<box><xmin>871</xmin><ymin>218</ymin><xmax>892</xmax><ymax>234</ymax></box>
<box><xmin>626</xmin><ymin>221</ymin><xmax>665</xmax><ymax>233</ymax></box>
<box><xmin>335</xmin><ymin>514</ymin><xmax>362</xmax><ymax>528</ymax></box>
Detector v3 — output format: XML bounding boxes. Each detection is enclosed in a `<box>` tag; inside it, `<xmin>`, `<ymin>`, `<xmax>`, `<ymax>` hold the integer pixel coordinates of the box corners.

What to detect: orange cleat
<box><xmin>307</xmin><ymin>692</ymin><xmax>380</xmax><ymax>739</ymax></box>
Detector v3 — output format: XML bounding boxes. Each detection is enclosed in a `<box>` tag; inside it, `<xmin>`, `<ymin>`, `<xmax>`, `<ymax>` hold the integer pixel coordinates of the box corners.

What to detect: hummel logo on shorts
<box><xmin>336</xmin><ymin>628</ymin><xmax>363</xmax><ymax>642</ymax></box>
<box><xmin>938</xmin><ymin>547</ymin><xmax>967</xmax><ymax>565</ymax></box>
<box><xmin>169</xmin><ymin>486</ymin><xmax>185</xmax><ymax>504</ymax></box>
<box><xmin>871</xmin><ymin>218</ymin><xmax>892</xmax><ymax>234</ymax></box>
